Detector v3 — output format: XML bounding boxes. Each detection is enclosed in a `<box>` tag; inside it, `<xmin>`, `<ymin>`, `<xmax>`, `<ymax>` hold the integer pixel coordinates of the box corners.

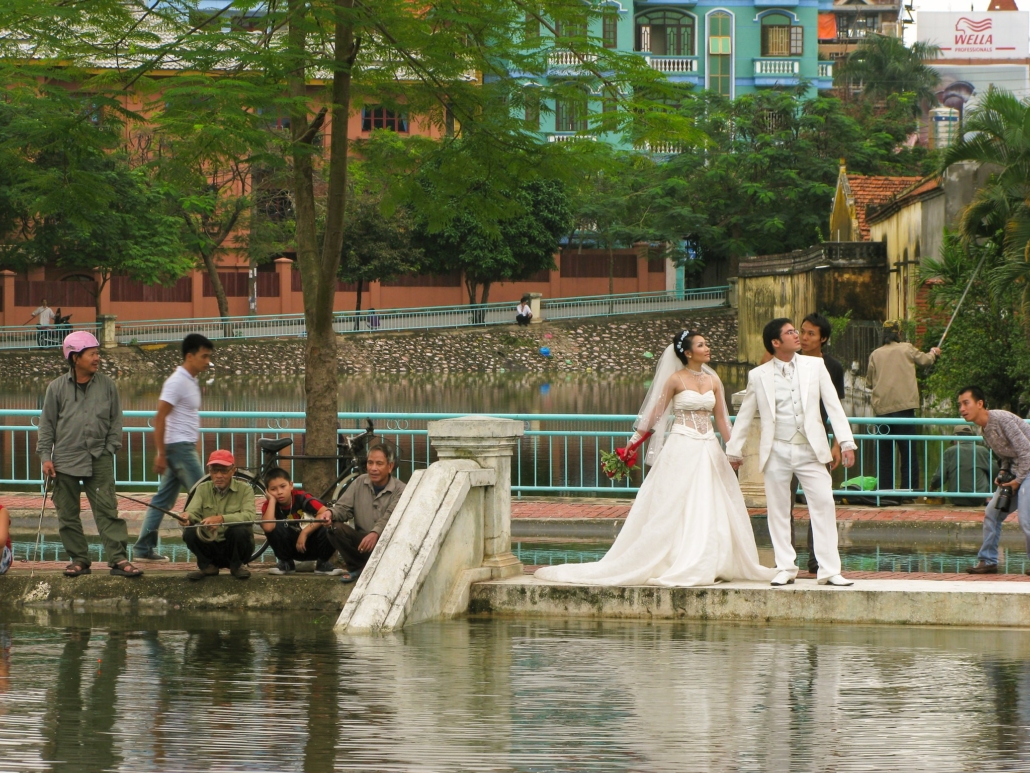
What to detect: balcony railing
<box><xmin>818</xmin><ymin>62</ymin><xmax>833</xmax><ymax>78</ymax></box>
<box><xmin>547</xmin><ymin>133</ymin><xmax>595</xmax><ymax>143</ymax></box>
<box><xmin>754</xmin><ymin>58</ymin><xmax>800</xmax><ymax>76</ymax></box>
<box><xmin>644</xmin><ymin>55</ymin><xmax>698</xmax><ymax>74</ymax></box>
<box><xmin>548</xmin><ymin>50</ymin><xmax>596</xmax><ymax>71</ymax></box>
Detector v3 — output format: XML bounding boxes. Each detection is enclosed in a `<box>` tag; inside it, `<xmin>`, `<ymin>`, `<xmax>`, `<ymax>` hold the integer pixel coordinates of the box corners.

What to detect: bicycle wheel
<box><xmin>322</xmin><ymin>471</ymin><xmax>359</xmax><ymax>509</ymax></box>
<box><xmin>183</xmin><ymin>470</ymin><xmax>269</xmax><ymax>563</ymax></box>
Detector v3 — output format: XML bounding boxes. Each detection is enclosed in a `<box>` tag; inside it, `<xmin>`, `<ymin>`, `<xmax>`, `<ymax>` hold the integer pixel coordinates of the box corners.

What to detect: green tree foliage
<box><xmin>570</xmin><ymin>91</ymin><xmax>930</xmax><ymax>275</ymax></box>
<box><xmin>339</xmin><ymin>178</ymin><xmax>422</xmax><ymax>319</ymax></box>
<box><xmin>414</xmin><ymin>175</ymin><xmax>572</xmax><ymax>307</ymax></box>
<box><xmin>939</xmin><ymin>88</ymin><xmax>1030</xmax><ymax>316</ymax></box>
<box><xmin>920</xmin><ymin>235</ymin><xmax>1030</xmax><ymax>414</ymax></box>
<box><xmin>837</xmin><ymin>35</ymin><xmax>941</xmax><ymax>112</ymax></box>
<box><xmin>0</xmin><ymin>90</ymin><xmax>188</xmax><ymax>314</ymax></box>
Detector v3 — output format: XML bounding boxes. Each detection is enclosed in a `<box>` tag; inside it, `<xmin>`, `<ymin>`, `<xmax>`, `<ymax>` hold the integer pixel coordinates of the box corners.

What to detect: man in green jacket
<box><xmin>183</xmin><ymin>449</ymin><xmax>256</xmax><ymax>580</ymax></box>
<box><xmin>37</xmin><ymin>331</ymin><xmax>141</xmax><ymax>578</ymax></box>
<box><xmin>929</xmin><ymin>425</ymin><xmax>993</xmax><ymax>506</ymax></box>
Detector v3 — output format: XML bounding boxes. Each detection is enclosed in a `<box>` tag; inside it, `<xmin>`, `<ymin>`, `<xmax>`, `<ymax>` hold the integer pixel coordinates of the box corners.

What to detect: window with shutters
<box><xmin>707</xmin><ymin>12</ymin><xmax>732</xmax><ymax>97</ymax></box>
<box><xmin>635</xmin><ymin>10</ymin><xmax>694</xmax><ymax>55</ymax></box>
<box><xmin>761</xmin><ymin>13</ymin><xmax>802</xmax><ymax>57</ymax></box>
<box><xmin>555</xmin><ymin>90</ymin><xmax>588</xmax><ymax>132</ymax></box>
<box><xmin>602</xmin><ymin>13</ymin><xmax>618</xmax><ymax>48</ymax></box>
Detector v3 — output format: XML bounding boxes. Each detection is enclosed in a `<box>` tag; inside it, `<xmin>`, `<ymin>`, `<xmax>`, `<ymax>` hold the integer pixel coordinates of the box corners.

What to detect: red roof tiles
<box><xmin>846</xmin><ymin>174</ymin><xmax>922</xmax><ymax>240</ymax></box>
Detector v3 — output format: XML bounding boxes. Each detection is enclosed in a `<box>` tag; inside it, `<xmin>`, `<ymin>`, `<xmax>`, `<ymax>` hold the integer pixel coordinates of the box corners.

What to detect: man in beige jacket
<box><xmin>867</xmin><ymin>321</ymin><xmax>941</xmax><ymax>492</ymax></box>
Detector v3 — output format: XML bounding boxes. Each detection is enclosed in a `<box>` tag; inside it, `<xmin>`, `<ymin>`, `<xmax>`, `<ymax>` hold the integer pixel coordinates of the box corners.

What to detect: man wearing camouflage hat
<box><xmin>867</xmin><ymin>321</ymin><xmax>942</xmax><ymax>494</ymax></box>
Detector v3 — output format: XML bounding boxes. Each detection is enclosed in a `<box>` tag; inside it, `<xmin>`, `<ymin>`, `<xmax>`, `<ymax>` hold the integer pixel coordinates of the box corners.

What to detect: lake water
<box><xmin>3</xmin><ymin>612</ymin><xmax>1030</xmax><ymax>772</ymax></box>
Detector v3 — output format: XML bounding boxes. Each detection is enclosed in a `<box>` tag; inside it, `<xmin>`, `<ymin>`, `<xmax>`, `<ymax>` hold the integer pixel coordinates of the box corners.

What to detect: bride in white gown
<box><xmin>535</xmin><ymin>330</ymin><xmax>777</xmax><ymax>587</ymax></box>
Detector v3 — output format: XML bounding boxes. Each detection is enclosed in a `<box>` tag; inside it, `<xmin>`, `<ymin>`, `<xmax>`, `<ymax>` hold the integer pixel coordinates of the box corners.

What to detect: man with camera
<box><xmin>958</xmin><ymin>386</ymin><xmax>1030</xmax><ymax>575</ymax></box>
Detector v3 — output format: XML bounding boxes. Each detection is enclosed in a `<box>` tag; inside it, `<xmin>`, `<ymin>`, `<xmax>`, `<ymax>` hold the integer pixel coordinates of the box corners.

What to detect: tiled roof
<box><xmin>865</xmin><ymin>176</ymin><xmax>943</xmax><ymax>225</ymax></box>
<box><xmin>846</xmin><ymin>174</ymin><xmax>922</xmax><ymax>239</ymax></box>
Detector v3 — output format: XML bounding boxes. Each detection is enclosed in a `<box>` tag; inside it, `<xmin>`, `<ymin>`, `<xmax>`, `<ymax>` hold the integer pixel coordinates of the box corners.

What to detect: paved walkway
<box><xmin>1</xmin><ymin>491</ymin><xmax>988</xmax><ymax>523</ymax></box>
<box><xmin>510</xmin><ymin>499</ymin><xmax>986</xmax><ymax>523</ymax></box>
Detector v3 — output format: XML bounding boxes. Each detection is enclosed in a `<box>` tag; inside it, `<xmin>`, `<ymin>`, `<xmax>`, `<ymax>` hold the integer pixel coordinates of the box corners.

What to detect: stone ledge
<box><xmin>469</xmin><ymin>576</ymin><xmax>1030</xmax><ymax>627</ymax></box>
<box><xmin>0</xmin><ymin>571</ymin><xmax>353</xmax><ymax>612</ymax></box>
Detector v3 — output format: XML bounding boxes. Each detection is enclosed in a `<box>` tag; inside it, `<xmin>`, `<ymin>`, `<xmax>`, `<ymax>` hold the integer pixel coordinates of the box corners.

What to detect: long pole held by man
<box><xmin>726</xmin><ymin>318</ymin><xmax>857</xmax><ymax>587</ymax></box>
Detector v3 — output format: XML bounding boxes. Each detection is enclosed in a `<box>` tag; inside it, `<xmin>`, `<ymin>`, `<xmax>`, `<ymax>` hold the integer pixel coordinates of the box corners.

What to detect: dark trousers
<box><xmin>515</xmin><ymin>314</ymin><xmax>531</xmax><ymax>326</ymax></box>
<box><xmin>325</xmin><ymin>523</ymin><xmax>372</xmax><ymax>571</ymax></box>
<box><xmin>52</xmin><ymin>453</ymin><xmax>128</xmax><ymax>568</ymax></box>
<box><xmin>789</xmin><ymin>474</ymin><xmax>818</xmax><ymax>574</ymax></box>
<box><xmin>877</xmin><ymin>409</ymin><xmax>919</xmax><ymax>490</ymax></box>
<box><xmin>265</xmin><ymin>523</ymin><xmax>336</xmax><ymax>565</ymax></box>
<box><xmin>183</xmin><ymin>528</ymin><xmax>254</xmax><ymax>570</ymax></box>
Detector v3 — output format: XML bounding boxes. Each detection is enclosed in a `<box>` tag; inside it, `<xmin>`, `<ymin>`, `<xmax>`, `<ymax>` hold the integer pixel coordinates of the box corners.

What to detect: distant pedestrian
<box><xmin>37</xmin><ymin>331</ymin><xmax>142</xmax><ymax>578</ymax></box>
<box><xmin>866</xmin><ymin>320</ymin><xmax>941</xmax><ymax>492</ymax></box>
<box><xmin>516</xmin><ymin>295</ymin><xmax>533</xmax><ymax>326</ymax></box>
<box><xmin>133</xmin><ymin>334</ymin><xmax>214</xmax><ymax>562</ymax></box>
<box><xmin>25</xmin><ymin>299</ymin><xmax>54</xmax><ymax>347</ymax></box>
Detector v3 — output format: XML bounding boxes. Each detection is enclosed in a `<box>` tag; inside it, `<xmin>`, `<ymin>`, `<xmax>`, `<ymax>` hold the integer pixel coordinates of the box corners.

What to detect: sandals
<box><xmin>110</xmin><ymin>560</ymin><xmax>143</xmax><ymax>578</ymax></box>
<box><xmin>339</xmin><ymin>569</ymin><xmax>361</xmax><ymax>584</ymax></box>
<box><xmin>64</xmin><ymin>561</ymin><xmax>91</xmax><ymax>577</ymax></box>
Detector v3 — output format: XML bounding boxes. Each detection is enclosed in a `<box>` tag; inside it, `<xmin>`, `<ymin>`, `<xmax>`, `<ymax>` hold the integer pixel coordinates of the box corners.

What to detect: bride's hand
<box><xmin>729</xmin><ymin>459</ymin><xmax>743</xmax><ymax>471</ymax></box>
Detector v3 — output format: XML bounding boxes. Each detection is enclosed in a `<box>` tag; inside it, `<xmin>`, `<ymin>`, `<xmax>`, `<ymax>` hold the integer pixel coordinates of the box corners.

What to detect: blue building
<box><xmin>535</xmin><ymin>0</ymin><xmax>835</xmax><ymax>142</ymax></box>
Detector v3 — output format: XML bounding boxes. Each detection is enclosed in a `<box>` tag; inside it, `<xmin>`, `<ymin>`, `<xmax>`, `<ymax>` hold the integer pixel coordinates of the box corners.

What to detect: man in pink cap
<box><xmin>37</xmin><ymin>331</ymin><xmax>141</xmax><ymax>578</ymax></box>
<box><xmin>182</xmin><ymin>450</ymin><xmax>256</xmax><ymax>580</ymax></box>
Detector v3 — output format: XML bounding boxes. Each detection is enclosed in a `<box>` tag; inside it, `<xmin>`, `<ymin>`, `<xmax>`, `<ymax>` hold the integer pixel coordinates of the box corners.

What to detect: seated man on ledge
<box><xmin>183</xmin><ymin>450</ymin><xmax>256</xmax><ymax>581</ymax></box>
<box><xmin>319</xmin><ymin>441</ymin><xmax>406</xmax><ymax>584</ymax></box>
<box><xmin>260</xmin><ymin>466</ymin><xmax>341</xmax><ymax>576</ymax></box>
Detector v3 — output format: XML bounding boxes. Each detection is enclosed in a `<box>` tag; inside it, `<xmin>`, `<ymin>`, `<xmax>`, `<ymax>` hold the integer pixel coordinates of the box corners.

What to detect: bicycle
<box><xmin>183</xmin><ymin>419</ymin><xmax>381</xmax><ymax>562</ymax></box>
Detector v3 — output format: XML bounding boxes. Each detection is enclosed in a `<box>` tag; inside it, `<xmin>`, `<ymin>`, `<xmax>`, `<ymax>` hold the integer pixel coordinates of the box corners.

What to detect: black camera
<box><xmin>997</xmin><ymin>463</ymin><xmax>1016</xmax><ymax>511</ymax></box>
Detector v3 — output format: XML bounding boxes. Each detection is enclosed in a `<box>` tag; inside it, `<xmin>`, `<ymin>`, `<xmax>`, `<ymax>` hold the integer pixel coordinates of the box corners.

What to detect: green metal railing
<box><xmin>106</xmin><ymin>288</ymin><xmax>727</xmax><ymax>346</ymax></box>
<box><xmin>0</xmin><ymin>410</ymin><xmax>1007</xmax><ymax>501</ymax></box>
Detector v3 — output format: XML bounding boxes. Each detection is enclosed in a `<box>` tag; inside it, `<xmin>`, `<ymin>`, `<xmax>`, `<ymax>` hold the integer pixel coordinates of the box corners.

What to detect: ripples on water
<box><xmin>2</xmin><ymin>613</ymin><xmax>1030</xmax><ymax>772</ymax></box>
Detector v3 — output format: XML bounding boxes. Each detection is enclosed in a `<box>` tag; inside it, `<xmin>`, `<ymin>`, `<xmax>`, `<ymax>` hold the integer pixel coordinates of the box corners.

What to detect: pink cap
<box><xmin>206</xmin><ymin>450</ymin><xmax>235</xmax><ymax>468</ymax></box>
<box><xmin>62</xmin><ymin>330</ymin><xmax>100</xmax><ymax>360</ymax></box>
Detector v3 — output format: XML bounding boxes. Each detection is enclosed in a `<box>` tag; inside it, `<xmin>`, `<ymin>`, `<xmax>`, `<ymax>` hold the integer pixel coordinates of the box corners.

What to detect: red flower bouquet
<box><xmin>600</xmin><ymin>431</ymin><xmax>653</xmax><ymax>481</ymax></box>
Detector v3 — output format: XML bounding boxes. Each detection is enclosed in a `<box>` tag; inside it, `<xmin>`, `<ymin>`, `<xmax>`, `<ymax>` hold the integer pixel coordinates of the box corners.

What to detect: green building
<box><xmin>533</xmin><ymin>1</ymin><xmax>834</xmax><ymax>142</ymax></box>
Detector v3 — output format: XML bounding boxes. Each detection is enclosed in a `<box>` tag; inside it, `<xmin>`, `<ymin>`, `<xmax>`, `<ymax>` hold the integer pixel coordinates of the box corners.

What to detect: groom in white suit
<box><xmin>726</xmin><ymin>318</ymin><xmax>857</xmax><ymax>587</ymax></box>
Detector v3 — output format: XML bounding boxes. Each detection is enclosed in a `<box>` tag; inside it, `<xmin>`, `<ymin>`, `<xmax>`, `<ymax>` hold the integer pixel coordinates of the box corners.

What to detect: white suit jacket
<box><xmin>725</xmin><ymin>354</ymin><xmax>855</xmax><ymax>471</ymax></box>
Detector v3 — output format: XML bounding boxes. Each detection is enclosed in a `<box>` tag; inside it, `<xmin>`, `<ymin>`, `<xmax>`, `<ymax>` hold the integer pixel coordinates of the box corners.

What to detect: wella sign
<box><xmin>919</xmin><ymin>12</ymin><xmax>1029</xmax><ymax>59</ymax></box>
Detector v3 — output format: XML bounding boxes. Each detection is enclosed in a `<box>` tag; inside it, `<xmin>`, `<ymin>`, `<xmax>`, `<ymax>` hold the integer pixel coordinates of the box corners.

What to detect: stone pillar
<box><xmin>274</xmin><ymin>258</ymin><xmax>293</xmax><ymax>315</ymax></box>
<box><xmin>527</xmin><ymin>292</ymin><xmax>543</xmax><ymax>324</ymax></box>
<box><xmin>0</xmin><ymin>270</ymin><xmax>15</xmax><ymax>326</ymax></box>
<box><xmin>549</xmin><ymin>252</ymin><xmax>562</xmax><ymax>299</ymax></box>
<box><xmin>428</xmin><ymin>416</ymin><xmax>524</xmax><ymax>579</ymax></box>
<box><xmin>96</xmin><ymin>314</ymin><xmax>117</xmax><ymax>349</ymax></box>
<box><xmin>731</xmin><ymin>390</ymin><xmax>766</xmax><ymax>507</ymax></box>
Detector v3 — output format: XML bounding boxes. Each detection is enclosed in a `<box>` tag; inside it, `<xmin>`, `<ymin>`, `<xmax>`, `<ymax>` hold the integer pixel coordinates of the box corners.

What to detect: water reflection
<box><xmin>3</xmin><ymin>613</ymin><xmax>1030</xmax><ymax>771</ymax></box>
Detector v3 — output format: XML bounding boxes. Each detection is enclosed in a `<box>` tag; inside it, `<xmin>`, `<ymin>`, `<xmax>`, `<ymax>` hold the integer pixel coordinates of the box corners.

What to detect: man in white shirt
<box><xmin>727</xmin><ymin>318</ymin><xmax>857</xmax><ymax>587</ymax></box>
<box><xmin>25</xmin><ymin>300</ymin><xmax>54</xmax><ymax>347</ymax></box>
<box><xmin>132</xmin><ymin>334</ymin><xmax>214</xmax><ymax>561</ymax></box>
<box><xmin>515</xmin><ymin>295</ymin><xmax>533</xmax><ymax>326</ymax></box>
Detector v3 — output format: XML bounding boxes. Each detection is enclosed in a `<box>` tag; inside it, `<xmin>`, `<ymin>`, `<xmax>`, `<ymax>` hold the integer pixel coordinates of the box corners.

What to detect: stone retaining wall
<box><xmin>0</xmin><ymin>309</ymin><xmax>738</xmax><ymax>383</ymax></box>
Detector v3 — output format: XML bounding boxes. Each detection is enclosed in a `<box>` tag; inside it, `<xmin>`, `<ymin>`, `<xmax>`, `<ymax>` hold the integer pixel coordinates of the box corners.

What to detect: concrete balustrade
<box><xmin>336</xmin><ymin>416</ymin><xmax>524</xmax><ymax>632</ymax></box>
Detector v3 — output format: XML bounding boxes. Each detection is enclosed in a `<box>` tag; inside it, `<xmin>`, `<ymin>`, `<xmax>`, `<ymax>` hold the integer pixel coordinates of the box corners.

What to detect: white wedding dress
<box><xmin>535</xmin><ymin>390</ymin><xmax>777</xmax><ymax>587</ymax></box>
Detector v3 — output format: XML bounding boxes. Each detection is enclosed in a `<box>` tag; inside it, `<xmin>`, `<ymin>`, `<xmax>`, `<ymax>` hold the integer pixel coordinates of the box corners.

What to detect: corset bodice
<box><xmin>672</xmin><ymin>390</ymin><xmax>716</xmax><ymax>436</ymax></box>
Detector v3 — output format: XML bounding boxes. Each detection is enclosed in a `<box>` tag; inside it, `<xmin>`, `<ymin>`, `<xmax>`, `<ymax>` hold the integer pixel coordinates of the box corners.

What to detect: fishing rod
<box><xmin>31</xmin><ymin>478</ymin><xmax>51</xmax><ymax>571</ymax></box>
<box><xmin>938</xmin><ymin>252</ymin><xmax>988</xmax><ymax>350</ymax></box>
<box><xmin>114</xmin><ymin>492</ymin><xmax>188</xmax><ymax>525</ymax></box>
<box><xmin>182</xmin><ymin>518</ymin><xmax>328</xmax><ymax>531</ymax></box>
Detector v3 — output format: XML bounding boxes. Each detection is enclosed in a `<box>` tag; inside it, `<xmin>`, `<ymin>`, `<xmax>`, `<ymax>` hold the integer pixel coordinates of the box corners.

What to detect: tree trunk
<box><xmin>201</xmin><ymin>248</ymin><xmax>231</xmax><ymax>320</ymax></box>
<box><xmin>288</xmin><ymin>0</ymin><xmax>354</xmax><ymax>494</ymax></box>
<box><xmin>464</xmin><ymin>276</ymin><xmax>478</xmax><ymax>305</ymax></box>
<box><xmin>94</xmin><ymin>273</ymin><xmax>109</xmax><ymax>318</ymax></box>
<box><xmin>480</xmin><ymin>282</ymin><xmax>492</xmax><ymax>305</ymax></box>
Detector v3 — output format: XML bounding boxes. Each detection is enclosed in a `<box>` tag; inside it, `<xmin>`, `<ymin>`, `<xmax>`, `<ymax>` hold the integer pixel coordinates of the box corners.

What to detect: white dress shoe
<box><xmin>771</xmin><ymin>570</ymin><xmax>795</xmax><ymax>586</ymax></box>
<box><xmin>817</xmin><ymin>574</ymin><xmax>854</xmax><ymax>587</ymax></box>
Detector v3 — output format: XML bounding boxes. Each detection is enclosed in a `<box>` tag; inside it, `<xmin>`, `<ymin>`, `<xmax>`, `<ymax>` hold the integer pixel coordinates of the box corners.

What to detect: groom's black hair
<box><xmin>763</xmin><ymin>318</ymin><xmax>792</xmax><ymax>355</ymax></box>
